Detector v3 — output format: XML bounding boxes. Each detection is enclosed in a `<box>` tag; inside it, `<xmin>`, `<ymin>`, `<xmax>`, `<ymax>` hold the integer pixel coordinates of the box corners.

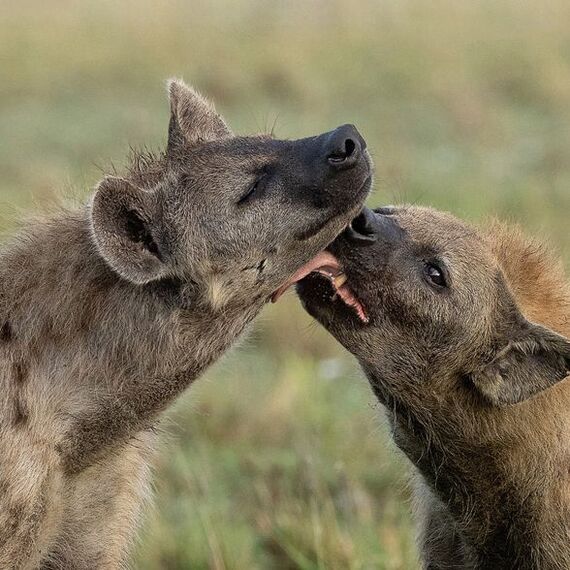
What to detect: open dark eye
<box><xmin>238</xmin><ymin>173</ymin><xmax>266</xmax><ymax>205</ymax></box>
<box><xmin>424</xmin><ymin>262</ymin><xmax>447</xmax><ymax>289</ymax></box>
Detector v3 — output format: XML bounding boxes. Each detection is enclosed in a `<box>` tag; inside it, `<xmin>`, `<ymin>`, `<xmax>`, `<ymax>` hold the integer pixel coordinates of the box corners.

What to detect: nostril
<box><xmin>344</xmin><ymin>138</ymin><xmax>356</xmax><ymax>158</ymax></box>
<box><xmin>327</xmin><ymin>138</ymin><xmax>358</xmax><ymax>165</ymax></box>
<box><xmin>344</xmin><ymin>207</ymin><xmax>379</xmax><ymax>245</ymax></box>
<box><xmin>328</xmin><ymin>154</ymin><xmax>346</xmax><ymax>164</ymax></box>
<box><xmin>351</xmin><ymin>210</ymin><xmax>373</xmax><ymax>235</ymax></box>
<box><xmin>325</xmin><ymin>125</ymin><xmax>363</xmax><ymax>169</ymax></box>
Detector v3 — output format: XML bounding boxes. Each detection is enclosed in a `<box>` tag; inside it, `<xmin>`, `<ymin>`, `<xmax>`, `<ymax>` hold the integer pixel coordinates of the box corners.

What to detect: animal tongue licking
<box><xmin>271</xmin><ymin>251</ymin><xmax>369</xmax><ymax>323</ymax></box>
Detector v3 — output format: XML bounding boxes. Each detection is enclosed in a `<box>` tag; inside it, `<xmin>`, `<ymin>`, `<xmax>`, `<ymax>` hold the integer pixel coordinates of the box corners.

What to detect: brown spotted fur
<box><xmin>299</xmin><ymin>206</ymin><xmax>570</xmax><ymax>569</ymax></box>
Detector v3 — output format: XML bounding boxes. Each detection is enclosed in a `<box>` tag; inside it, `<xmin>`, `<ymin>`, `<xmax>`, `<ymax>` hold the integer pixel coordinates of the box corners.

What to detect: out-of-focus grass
<box><xmin>1</xmin><ymin>1</ymin><xmax>569</xmax><ymax>568</ymax></box>
<box><xmin>140</xmin><ymin>351</ymin><xmax>415</xmax><ymax>569</ymax></box>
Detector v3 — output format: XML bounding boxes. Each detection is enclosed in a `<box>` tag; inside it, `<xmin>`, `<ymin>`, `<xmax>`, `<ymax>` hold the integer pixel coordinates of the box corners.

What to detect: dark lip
<box><xmin>294</xmin><ymin>174</ymin><xmax>373</xmax><ymax>242</ymax></box>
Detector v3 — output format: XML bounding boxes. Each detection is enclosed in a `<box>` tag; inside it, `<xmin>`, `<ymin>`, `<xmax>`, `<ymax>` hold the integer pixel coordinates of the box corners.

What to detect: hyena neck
<box><xmin>0</xmin><ymin>209</ymin><xmax>261</xmax><ymax>471</ymax></box>
<box><xmin>382</xmin><ymin>384</ymin><xmax>569</xmax><ymax>570</ymax></box>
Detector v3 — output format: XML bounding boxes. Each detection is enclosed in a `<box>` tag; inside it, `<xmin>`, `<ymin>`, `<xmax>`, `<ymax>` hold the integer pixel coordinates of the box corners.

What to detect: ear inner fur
<box><xmin>90</xmin><ymin>176</ymin><xmax>168</xmax><ymax>285</ymax></box>
<box><xmin>469</xmin><ymin>325</ymin><xmax>570</xmax><ymax>406</ymax></box>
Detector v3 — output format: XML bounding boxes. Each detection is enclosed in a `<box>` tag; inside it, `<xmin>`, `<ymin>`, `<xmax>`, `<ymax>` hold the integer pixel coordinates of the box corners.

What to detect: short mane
<box><xmin>486</xmin><ymin>221</ymin><xmax>570</xmax><ymax>337</ymax></box>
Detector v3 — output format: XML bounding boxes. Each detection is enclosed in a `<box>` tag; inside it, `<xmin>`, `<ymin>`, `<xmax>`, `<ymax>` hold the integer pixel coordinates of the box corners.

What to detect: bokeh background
<box><xmin>1</xmin><ymin>1</ymin><xmax>569</xmax><ymax>568</ymax></box>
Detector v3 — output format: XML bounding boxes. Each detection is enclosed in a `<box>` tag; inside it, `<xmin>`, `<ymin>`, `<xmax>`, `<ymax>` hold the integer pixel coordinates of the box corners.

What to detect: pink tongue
<box><xmin>271</xmin><ymin>251</ymin><xmax>341</xmax><ymax>303</ymax></box>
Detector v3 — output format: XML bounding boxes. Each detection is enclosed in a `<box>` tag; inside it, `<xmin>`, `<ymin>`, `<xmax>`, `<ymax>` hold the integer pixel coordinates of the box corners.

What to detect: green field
<box><xmin>1</xmin><ymin>1</ymin><xmax>569</xmax><ymax>568</ymax></box>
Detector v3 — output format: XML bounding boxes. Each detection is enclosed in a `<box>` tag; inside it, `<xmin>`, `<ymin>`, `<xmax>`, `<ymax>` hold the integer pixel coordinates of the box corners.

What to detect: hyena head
<box><xmin>89</xmin><ymin>79</ymin><xmax>372</xmax><ymax>310</ymax></box>
<box><xmin>297</xmin><ymin>205</ymin><xmax>570</xmax><ymax>419</ymax></box>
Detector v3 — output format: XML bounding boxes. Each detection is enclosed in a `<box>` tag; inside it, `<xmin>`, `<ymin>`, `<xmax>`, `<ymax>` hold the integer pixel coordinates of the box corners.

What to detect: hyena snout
<box><xmin>294</xmin><ymin>123</ymin><xmax>371</xmax><ymax>213</ymax></box>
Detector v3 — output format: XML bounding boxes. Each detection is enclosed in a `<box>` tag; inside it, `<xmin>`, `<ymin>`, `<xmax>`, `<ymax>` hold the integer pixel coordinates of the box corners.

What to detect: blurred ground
<box><xmin>1</xmin><ymin>1</ymin><xmax>569</xmax><ymax>568</ymax></box>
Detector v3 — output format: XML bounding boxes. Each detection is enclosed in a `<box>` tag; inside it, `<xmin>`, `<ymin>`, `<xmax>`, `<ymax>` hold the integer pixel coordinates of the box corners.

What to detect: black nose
<box><xmin>324</xmin><ymin>124</ymin><xmax>366</xmax><ymax>170</ymax></box>
<box><xmin>344</xmin><ymin>207</ymin><xmax>379</xmax><ymax>245</ymax></box>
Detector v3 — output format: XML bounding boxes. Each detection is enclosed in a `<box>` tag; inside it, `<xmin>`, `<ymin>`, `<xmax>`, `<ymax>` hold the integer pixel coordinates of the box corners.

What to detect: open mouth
<box><xmin>271</xmin><ymin>250</ymin><xmax>368</xmax><ymax>323</ymax></box>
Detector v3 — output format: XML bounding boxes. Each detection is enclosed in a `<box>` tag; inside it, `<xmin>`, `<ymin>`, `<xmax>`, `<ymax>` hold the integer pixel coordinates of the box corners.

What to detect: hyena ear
<box><xmin>470</xmin><ymin>318</ymin><xmax>570</xmax><ymax>406</ymax></box>
<box><xmin>166</xmin><ymin>78</ymin><xmax>232</xmax><ymax>155</ymax></box>
<box><xmin>90</xmin><ymin>176</ymin><xmax>169</xmax><ymax>285</ymax></box>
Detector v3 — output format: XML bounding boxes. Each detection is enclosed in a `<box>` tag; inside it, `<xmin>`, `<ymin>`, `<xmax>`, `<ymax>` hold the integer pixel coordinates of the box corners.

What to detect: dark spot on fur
<box><xmin>13</xmin><ymin>362</ymin><xmax>28</xmax><ymax>385</ymax></box>
<box><xmin>257</xmin><ymin>259</ymin><xmax>267</xmax><ymax>273</ymax></box>
<box><xmin>11</xmin><ymin>362</ymin><xmax>29</xmax><ymax>426</ymax></box>
<box><xmin>13</xmin><ymin>397</ymin><xmax>28</xmax><ymax>426</ymax></box>
<box><xmin>149</xmin><ymin>277</ymin><xmax>184</xmax><ymax>307</ymax></box>
<box><xmin>0</xmin><ymin>321</ymin><xmax>13</xmax><ymax>342</ymax></box>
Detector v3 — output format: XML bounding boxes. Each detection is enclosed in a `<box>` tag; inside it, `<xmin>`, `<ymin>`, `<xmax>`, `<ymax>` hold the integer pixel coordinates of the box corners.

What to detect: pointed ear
<box><xmin>470</xmin><ymin>319</ymin><xmax>570</xmax><ymax>406</ymax></box>
<box><xmin>166</xmin><ymin>78</ymin><xmax>232</xmax><ymax>155</ymax></box>
<box><xmin>90</xmin><ymin>176</ymin><xmax>169</xmax><ymax>285</ymax></box>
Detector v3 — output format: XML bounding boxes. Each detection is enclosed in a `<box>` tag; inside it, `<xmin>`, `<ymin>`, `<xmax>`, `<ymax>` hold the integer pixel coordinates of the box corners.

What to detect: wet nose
<box><xmin>324</xmin><ymin>124</ymin><xmax>366</xmax><ymax>170</ymax></box>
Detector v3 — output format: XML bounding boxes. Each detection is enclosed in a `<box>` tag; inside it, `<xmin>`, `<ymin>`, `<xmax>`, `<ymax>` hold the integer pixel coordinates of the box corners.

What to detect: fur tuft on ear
<box><xmin>166</xmin><ymin>78</ymin><xmax>232</xmax><ymax>155</ymax></box>
<box><xmin>470</xmin><ymin>320</ymin><xmax>570</xmax><ymax>406</ymax></box>
<box><xmin>90</xmin><ymin>176</ymin><xmax>169</xmax><ymax>285</ymax></box>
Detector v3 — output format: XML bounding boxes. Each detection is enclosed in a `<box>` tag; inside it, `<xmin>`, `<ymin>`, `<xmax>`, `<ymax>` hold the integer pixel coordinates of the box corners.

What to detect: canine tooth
<box><xmin>334</xmin><ymin>273</ymin><xmax>347</xmax><ymax>287</ymax></box>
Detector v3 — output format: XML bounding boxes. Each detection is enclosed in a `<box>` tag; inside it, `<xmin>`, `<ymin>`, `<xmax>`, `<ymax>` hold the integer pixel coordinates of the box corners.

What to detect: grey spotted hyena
<box><xmin>0</xmin><ymin>79</ymin><xmax>372</xmax><ymax>569</ymax></box>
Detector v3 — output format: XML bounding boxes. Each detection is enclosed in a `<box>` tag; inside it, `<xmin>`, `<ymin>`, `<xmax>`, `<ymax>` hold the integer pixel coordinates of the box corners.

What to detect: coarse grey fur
<box><xmin>298</xmin><ymin>205</ymin><xmax>570</xmax><ymax>570</ymax></box>
<box><xmin>0</xmin><ymin>79</ymin><xmax>371</xmax><ymax>569</ymax></box>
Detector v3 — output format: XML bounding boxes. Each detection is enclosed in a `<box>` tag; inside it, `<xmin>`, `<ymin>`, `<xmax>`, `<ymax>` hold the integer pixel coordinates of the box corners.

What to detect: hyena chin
<box><xmin>0</xmin><ymin>79</ymin><xmax>372</xmax><ymax>569</ymax></box>
<box><xmin>298</xmin><ymin>205</ymin><xmax>570</xmax><ymax>570</ymax></box>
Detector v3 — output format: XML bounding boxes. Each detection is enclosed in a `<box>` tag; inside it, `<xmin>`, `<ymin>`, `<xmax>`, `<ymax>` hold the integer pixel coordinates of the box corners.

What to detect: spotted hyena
<box><xmin>298</xmin><ymin>205</ymin><xmax>570</xmax><ymax>569</ymax></box>
<box><xmin>0</xmin><ymin>79</ymin><xmax>372</xmax><ymax>569</ymax></box>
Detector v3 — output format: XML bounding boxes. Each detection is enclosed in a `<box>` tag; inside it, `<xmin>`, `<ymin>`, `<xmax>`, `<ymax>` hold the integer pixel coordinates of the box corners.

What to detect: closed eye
<box><xmin>238</xmin><ymin>173</ymin><xmax>267</xmax><ymax>205</ymax></box>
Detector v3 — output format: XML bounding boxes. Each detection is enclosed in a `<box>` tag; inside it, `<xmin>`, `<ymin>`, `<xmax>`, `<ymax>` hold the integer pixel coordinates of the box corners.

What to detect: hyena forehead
<box><xmin>395</xmin><ymin>206</ymin><xmax>499</xmax><ymax>274</ymax></box>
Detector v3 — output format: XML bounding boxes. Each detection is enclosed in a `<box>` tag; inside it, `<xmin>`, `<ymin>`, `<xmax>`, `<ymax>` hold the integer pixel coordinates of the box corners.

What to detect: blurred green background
<box><xmin>1</xmin><ymin>1</ymin><xmax>569</xmax><ymax>568</ymax></box>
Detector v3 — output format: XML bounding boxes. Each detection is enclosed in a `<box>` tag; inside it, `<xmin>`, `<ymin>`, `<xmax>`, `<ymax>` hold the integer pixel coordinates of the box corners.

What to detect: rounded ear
<box><xmin>166</xmin><ymin>78</ymin><xmax>232</xmax><ymax>156</ymax></box>
<box><xmin>470</xmin><ymin>320</ymin><xmax>570</xmax><ymax>406</ymax></box>
<box><xmin>90</xmin><ymin>176</ymin><xmax>169</xmax><ymax>285</ymax></box>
